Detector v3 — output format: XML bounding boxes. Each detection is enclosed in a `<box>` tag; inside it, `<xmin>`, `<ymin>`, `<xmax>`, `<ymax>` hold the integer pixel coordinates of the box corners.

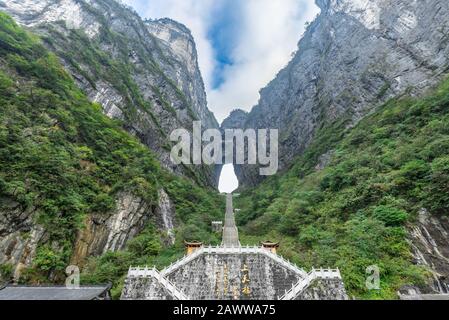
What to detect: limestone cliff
<box><xmin>224</xmin><ymin>0</ymin><xmax>449</xmax><ymax>187</ymax></box>
<box><xmin>408</xmin><ymin>209</ymin><xmax>449</xmax><ymax>293</ymax></box>
<box><xmin>1</xmin><ymin>190</ymin><xmax>177</xmax><ymax>278</ymax></box>
<box><xmin>0</xmin><ymin>0</ymin><xmax>220</xmax><ymax>186</ymax></box>
<box><xmin>0</xmin><ymin>0</ymin><xmax>217</xmax><ymax>280</ymax></box>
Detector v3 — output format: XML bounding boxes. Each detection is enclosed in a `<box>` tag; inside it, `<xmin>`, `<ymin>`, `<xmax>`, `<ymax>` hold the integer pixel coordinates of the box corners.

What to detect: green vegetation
<box><xmin>2</xmin><ymin>8</ymin><xmax>448</xmax><ymax>300</ymax></box>
<box><xmin>41</xmin><ymin>0</ymin><xmax>199</xmax><ymax>130</ymax></box>
<box><xmin>0</xmin><ymin>263</ymin><xmax>13</xmax><ymax>282</ymax></box>
<box><xmin>38</xmin><ymin>3</ymin><xmax>217</xmax><ymax>187</ymax></box>
<box><xmin>0</xmin><ymin>13</ymin><xmax>224</xmax><ymax>293</ymax></box>
<box><xmin>236</xmin><ymin>78</ymin><xmax>449</xmax><ymax>299</ymax></box>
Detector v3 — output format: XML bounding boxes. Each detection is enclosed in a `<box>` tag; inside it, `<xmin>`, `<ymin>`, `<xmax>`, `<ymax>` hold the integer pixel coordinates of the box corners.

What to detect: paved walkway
<box><xmin>222</xmin><ymin>194</ymin><xmax>241</xmax><ymax>247</ymax></box>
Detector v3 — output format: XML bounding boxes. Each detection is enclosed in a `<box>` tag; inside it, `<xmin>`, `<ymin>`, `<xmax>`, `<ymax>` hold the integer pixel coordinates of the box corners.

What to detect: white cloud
<box><xmin>123</xmin><ymin>0</ymin><xmax>319</xmax><ymax>190</ymax></box>
<box><xmin>210</xmin><ymin>0</ymin><xmax>319</xmax><ymax>122</ymax></box>
<box><xmin>123</xmin><ymin>0</ymin><xmax>319</xmax><ymax>122</ymax></box>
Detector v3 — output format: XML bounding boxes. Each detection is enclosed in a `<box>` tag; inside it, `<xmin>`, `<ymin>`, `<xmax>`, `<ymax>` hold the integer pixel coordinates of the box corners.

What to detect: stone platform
<box><xmin>121</xmin><ymin>246</ymin><xmax>347</xmax><ymax>300</ymax></box>
<box><xmin>121</xmin><ymin>194</ymin><xmax>348</xmax><ymax>300</ymax></box>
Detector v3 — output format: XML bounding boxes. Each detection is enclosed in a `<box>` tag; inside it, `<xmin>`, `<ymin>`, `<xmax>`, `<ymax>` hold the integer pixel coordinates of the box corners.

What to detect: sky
<box><xmin>122</xmin><ymin>0</ymin><xmax>320</xmax><ymax>192</ymax></box>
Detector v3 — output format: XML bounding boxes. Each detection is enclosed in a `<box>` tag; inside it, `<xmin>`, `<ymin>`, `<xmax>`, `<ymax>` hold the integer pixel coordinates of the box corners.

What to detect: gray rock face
<box><xmin>0</xmin><ymin>0</ymin><xmax>220</xmax><ymax>187</ymax></box>
<box><xmin>146</xmin><ymin>18</ymin><xmax>217</xmax><ymax>130</ymax></box>
<box><xmin>221</xmin><ymin>110</ymin><xmax>249</xmax><ymax>130</ymax></box>
<box><xmin>224</xmin><ymin>0</ymin><xmax>449</xmax><ymax>187</ymax></box>
<box><xmin>408</xmin><ymin>209</ymin><xmax>449</xmax><ymax>294</ymax></box>
<box><xmin>1</xmin><ymin>189</ymin><xmax>176</xmax><ymax>277</ymax></box>
<box><xmin>0</xmin><ymin>197</ymin><xmax>46</xmax><ymax>279</ymax></box>
<box><xmin>70</xmin><ymin>189</ymin><xmax>178</xmax><ymax>267</ymax></box>
<box><xmin>0</xmin><ymin>0</ymin><xmax>216</xmax><ymax>275</ymax></box>
<box><xmin>156</xmin><ymin>189</ymin><xmax>176</xmax><ymax>246</ymax></box>
<box><xmin>71</xmin><ymin>192</ymin><xmax>152</xmax><ymax>266</ymax></box>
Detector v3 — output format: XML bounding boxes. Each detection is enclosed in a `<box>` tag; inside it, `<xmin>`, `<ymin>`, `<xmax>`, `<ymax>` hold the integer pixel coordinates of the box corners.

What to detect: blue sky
<box><xmin>123</xmin><ymin>0</ymin><xmax>319</xmax><ymax>122</ymax></box>
<box><xmin>122</xmin><ymin>0</ymin><xmax>319</xmax><ymax>192</ymax></box>
<box><xmin>206</xmin><ymin>1</ymin><xmax>242</xmax><ymax>89</ymax></box>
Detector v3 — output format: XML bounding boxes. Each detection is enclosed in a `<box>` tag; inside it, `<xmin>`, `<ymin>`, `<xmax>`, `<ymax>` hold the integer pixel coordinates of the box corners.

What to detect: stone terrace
<box><xmin>121</xmin><ymin>194</ymin><xmax>348</xmax><ymax>300</ymax></box>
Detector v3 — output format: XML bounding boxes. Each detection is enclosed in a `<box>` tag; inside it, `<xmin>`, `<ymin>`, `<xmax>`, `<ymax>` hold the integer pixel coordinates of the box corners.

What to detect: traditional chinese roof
<box><xmin>0</xmin><ymin>284</ymin><xmax>111</xmax><ymax>300</ymax></box>
<box><xmin>184</xmin><ymin>240</ymin><xmax>203</xmax><ymax>247</ymax></box>
<box><xmin>261</xmin><ymin>241</ymin><xmax>280</xmax><ymax>247</ymax></box>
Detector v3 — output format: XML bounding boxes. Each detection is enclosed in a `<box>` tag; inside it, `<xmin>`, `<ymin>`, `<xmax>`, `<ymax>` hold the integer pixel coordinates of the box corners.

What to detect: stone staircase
<box><xmin>122</xmin><ymin>247</ymin><xmax>347</xmax><ymax>300</ymax></box>
<box><xmin>121</xmin><ymin>193</ymin><xmax>347</xmax><ymax>300</ymax></box>
<box><xmin>127</xmin><ymin>267</ymin><xmax>188</xmax><ymax>300</ymax></box>
<box><xmin>161</xmin><ymin>245</ymin><xmax>308</xmax><ymax>278</ymax></box>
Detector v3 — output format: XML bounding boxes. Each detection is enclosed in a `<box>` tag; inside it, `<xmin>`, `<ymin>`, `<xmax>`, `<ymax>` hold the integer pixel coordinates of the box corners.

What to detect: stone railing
<box><xmin>279</xmin><ymin>268</ymin><xmax>342</xmax><ymax>300</ymax></box>
<box><xmin>161</xmin><ymin>245</ymin><xmax>307</xmax><ymax>278</ymax></box>
<box><xmin>160</xmin><ymin>247</ymin><xmax>206</xmax><ymax>275</ymax></box>
<box><xmin>128</xmin><ymin>267</ymin><xmax>188</xmax><ymax>300</ymax></box>
<box><xmin>262</xmin><ymin>250</ymin><xmax>308</xmax><ymax>278</ymax></box>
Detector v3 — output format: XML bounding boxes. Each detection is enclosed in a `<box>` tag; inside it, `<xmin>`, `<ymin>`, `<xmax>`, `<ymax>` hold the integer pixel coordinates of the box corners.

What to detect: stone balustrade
<box><xmin>160</xmin><ymin>245</ymin><xmax>308</xmax><ymax>278</ymax></box>
<box><xmin>128</xmin><ymin>266</ymin><xmax>188</xmax><ymax>300</ymax></box>
<box><xmin>126</xmin><ymin>255</ymin><xmax>345</xmax><ymax>300</ymax></box>
<box><xmin>122</xmin><ymin>193</ymin><xmax>347</xmax><ymax>300</ymax></box>
<box><xmin>279</xmin><ymin>268</ymin><xmax>342</xmax><ymax>300</ymax></box>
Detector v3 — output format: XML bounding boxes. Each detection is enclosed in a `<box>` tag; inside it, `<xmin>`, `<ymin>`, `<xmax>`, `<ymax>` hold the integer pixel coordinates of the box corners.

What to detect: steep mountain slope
<box><xmin>235</xmin><ymin>78</ymin><xmax>449</xmax><ymax>298</ymax></box>
<box><xmin>0</xmin><ymin>13</ymin><xmax>224</xmax><ymax>289</ymax></box>
<box><xmin>0</xmin><ymin>0</ymin><xmax>220</xmax><ymax>186</ymax></box>
<box><xmin>224</xmin><ymin>0</ymin><xmax>449</xmax><ymax>187</ymax></box>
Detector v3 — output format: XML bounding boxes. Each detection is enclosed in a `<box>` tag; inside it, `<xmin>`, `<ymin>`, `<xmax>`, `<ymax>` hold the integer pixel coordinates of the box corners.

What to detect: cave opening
<box><xmin>218</xmin><ymin>164</ymin><xmax>239</xmax><ymax>193</ymax></box>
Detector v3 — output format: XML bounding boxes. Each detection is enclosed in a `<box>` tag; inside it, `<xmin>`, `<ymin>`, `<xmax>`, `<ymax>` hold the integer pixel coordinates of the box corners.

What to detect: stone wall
<box><xmin>120</xmin><ymin>251</ymin><xmax>348</xmax><ymax>300</ymax></box>
<box><xmin>294</xmin><ymin>278</ymin><xmax>348</xmax><ymax>300</ymax></box>
<box><xmin>121</xmin><ymin>276</ymin><xmax>174</xmax><ymax>300</ymax></box>
<box><xmin>166</xmin><ymin>253</ymin><xmax>302</xmax><ymax>300</ymax></box>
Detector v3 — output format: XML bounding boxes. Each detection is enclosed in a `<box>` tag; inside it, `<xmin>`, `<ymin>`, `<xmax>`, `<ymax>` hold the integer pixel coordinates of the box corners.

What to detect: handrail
<box><xmin>128</xmin><ymin>252</ymin><xmax>340</xmax><ymax>301</ymax></box>
<box><xmin>279</xmin><ymin>268</ymin><xmax>342</xmax><ymax>300</ymax></box>
<box><xmin>128</xmin><ymin>267</ymin><xmax>188</xmax><ymax>300</ymax></box>
<box><xmin>262</xmin><ymin>250</ymin><xmax>308</xmax><ymax>278</ymax></box>
<box><xmin>161</xmin><ymin>247</ymin><xmax>205</xmax><ymax>275</ymax></box>
<box><xmin>160</xmin><ymin>245</ymin><xmax>307</xmax><ymax>278</ymax></box>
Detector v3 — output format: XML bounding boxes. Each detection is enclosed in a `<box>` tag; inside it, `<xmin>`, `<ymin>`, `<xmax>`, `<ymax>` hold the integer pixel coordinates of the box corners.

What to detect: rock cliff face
<box><xmin>0</xmin><ymin>190</ymin><xmax>176</xmax><ymax>277</ymax></box>
<box><xmin>221</xmin><ymin>110</ymin><xmax>249</xmax><ymax>131</ymax></box>
<box><xmin>0</xmin><ymin>0</ymin><xmax>217</xmax><ymax>278</ymax></box>
<box><xmin>0</xmin><ymin>198</ymin><xmax>46</xmax><ymax>280</ymax></box>
<box><xmin>408</xmin><ymin>209</ymin><xmax>449</xmax><ymax>294</ymax></box>
<box><xmin>224</xmin><ymin>0</ymin><xmax>449</xmax><ymax>187</ymax></box>
<box><xmin>70</xmin><ymin>189</ymin><xmax>177</xmax><ymax>267</ymax></box>
<box><xmin>71</xmin><ymin>192</ymin><xmax>153</xmax><ymax>267</ymax></box>
<box><xmin>0</xmin><ymin>0</ymin><xmax>219</xmax><ymax>186</ymax></box>
<box><xmin>156</xmin><ymin>189</ymin><xmax>176</xmax><ymax>246</ymax></box>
